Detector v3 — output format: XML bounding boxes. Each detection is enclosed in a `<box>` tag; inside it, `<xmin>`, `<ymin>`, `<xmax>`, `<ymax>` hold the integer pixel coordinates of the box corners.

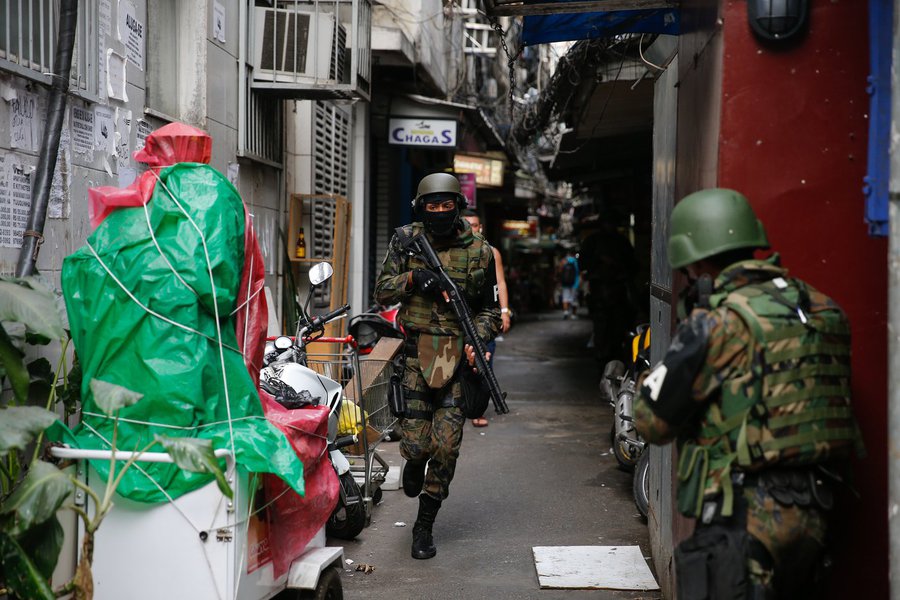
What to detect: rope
<box><xmin>85</xmin><ymin>243</ymin><xmax>241</xmax><ymax>354</ymax></box>
<box><xmin>150</xmin><ymin>170</ymin><xmax>238</xmax><ymax>471</ymax></box>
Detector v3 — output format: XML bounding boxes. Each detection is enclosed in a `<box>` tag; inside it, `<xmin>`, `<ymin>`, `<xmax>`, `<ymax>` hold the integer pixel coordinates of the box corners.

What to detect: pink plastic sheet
<box><xmin>259</xmin><ymin>391</ymin><xmax>339</xmax><ymax>579</ymax></box>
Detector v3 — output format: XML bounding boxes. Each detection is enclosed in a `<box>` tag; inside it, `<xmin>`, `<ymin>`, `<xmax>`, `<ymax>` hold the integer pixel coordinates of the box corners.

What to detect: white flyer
<box><xmin>115</xmin><ymin>108</ymin><xmax>134</xmax><ymax>187</ymax></box>
<box><xmin>0</xmin><ymin>154</ymin><xmax>11</xmax><ymax>247</ymax></box>
<box><xmin>94</xmin><ymin>106</ymin><xmax>115</xmax><ymax>156</ymax></box>
<box><xmin>135</xmin><ymin>119</ymin><xmax>153</xmax><ymax>153</ymax></box>
<box><xmin>8</xmin><ymin>91</ymin><xmax>39</xmax><ymax>152</ymax></box>
<box><xmin>5</xmin><ymin>162</ymin><xmax>34</xmax><ymax>249</ymax></box>
<box><xmin>107</xmin><ymin>49</ymin><xmax>128</xmax><ymax>101</ymax></box>
<box><xmin>71</xmin><ymin>105</ymin><xmax>95</xmax><ymax>157</ymax></box>
<box><xmin>117</xmin><ymin>0</ymin><xmax>144</xmax><ymax>69</ymax></box>
<box><xmin>213</xmin><ymin>1</ymin><xmax>226</xmax><ymax>43</ymax></box>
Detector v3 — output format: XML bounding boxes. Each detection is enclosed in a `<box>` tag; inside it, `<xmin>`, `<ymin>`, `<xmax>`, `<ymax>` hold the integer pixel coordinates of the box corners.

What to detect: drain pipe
<box><xmin>890</xmin><ymin>0</ymin><xmax>900</xmax><ymax>596</ymax></box>
<box><xmin>15</xmin><ymin>0</ymin><xmax>78</xmax><ymax>277</ymax></box>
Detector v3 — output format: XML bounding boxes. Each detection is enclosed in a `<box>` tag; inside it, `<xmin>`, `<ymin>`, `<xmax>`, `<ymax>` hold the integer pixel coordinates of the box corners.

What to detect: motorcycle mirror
<box><xmin>273</xmin><ymin>336</ymin><xmax>293</xmax><ymax>351</ymax></box>
<box><xmin>308</xmin><ymin>262</ymin><xmax>334</xmax><ymax>287</ymax></box>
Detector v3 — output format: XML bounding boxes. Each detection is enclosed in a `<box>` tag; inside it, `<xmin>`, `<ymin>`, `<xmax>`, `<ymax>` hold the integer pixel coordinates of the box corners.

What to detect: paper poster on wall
<box><xmin>0</xmin><ymin>155</ymin><xmax>10</xmax><ymax>247</ymax></box>
<box><xmin>49</xmin><ymin>114</ymin><xmax>72</xmax><ymax>219</ymax></box>
<box><xmin>458</xmin><ymin>172</ymin><xmax>477</xmax><ymax>210</ymax></box>
<box><xmin>72</xmin><ymin>105</ymin><xmax>95</xmax><ymax>158</ymax></box>
<box><xmin>94</xmin><ymin>106</ymin><xmax>115</xmax><ymax>155</ymax></box>
<box><xmin>8</xmin><ymin>91</ymin><xmax>39</xmax><ymax>152</ymax></box>
<box><xmin>117</xmin><ymin>0</ymin><xmax>144</xmax><ymax>69</ymax></box>
<box><xmin>135</xmin><ymin>119</ymin><xmax>153</xmax><ymax>153</ymax></box>
<box><xmin>227</xmin><ymin>162</ymin><xmax>240</xmax><ymax>187</ymax></box>
<box><xmin>115</xmin><ymin>108</ymin><xmax>135</xmax><ymax>187</ymax></box>
<box><xmin>107</xmin><ymin>50</ymin><xmax>128</xmax><ymax>101</ymax></box>
<box><xmin>0</xmin><ymin>157</ymin><xmax>35</xmax><ymax>249</ymax></box>
<box><xmin>98</xmin><ymin>0</ymin><xmax>111</xmax><ymax>101</ymax></box>
<box><xmin>213</xmin><ymin>1</ymin><xmax>226</xmax><ymax>43</ymax></box>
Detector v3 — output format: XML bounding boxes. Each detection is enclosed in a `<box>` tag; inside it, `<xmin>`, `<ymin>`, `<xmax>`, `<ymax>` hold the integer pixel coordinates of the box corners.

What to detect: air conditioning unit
<box><xmin>253</xmin><ymin>6</ymin><xmax>346</xmax><ymax>84</ymax></box>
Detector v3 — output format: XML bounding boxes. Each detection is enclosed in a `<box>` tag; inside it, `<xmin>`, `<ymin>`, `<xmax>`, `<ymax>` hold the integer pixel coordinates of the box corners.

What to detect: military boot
<box><xmin>411</xmin><ymin>494</ymin><xmax>441</xmax><ymax>560</ymax></box>
<box><xmin>402</xmin><ymin>459</ymin><xmax>427</xmax><ymax>498</ymax></box>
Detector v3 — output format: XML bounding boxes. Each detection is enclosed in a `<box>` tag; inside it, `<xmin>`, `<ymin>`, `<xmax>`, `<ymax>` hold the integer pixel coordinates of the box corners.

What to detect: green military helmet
<box><xmin>412</xmin><ymin>172</ymin><xmax>468</xmax><ymax>209</ymax></box>
<box><xmin>668</xmin><ymin>188</ymin><xmax>769</xmax><ymax>269</ymax></box>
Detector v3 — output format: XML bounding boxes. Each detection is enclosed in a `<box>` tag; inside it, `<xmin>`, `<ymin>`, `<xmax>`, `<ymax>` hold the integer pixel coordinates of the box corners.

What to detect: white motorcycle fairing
<box><xmin>269</xmin><ymin>363</ymin><xmax>343</xmax><ymax>413</ymax></box>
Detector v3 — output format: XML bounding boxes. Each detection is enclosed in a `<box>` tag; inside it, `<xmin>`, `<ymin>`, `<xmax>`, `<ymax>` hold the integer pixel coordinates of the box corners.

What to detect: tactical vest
<box><xmin>676</xmin><ymin>264</ymin><xmax>863</xmax><ymax>519</ymax></box>
<box><xmin>398</xmin><ymin>223</ymin><xmax>490</xmax><ymax>336</ymax></box>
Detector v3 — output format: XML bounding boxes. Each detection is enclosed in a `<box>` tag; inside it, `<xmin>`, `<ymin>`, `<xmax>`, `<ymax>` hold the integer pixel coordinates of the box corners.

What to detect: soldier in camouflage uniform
<box><xmin>374</xmin><ymin>172</ymin><xmax>501</xmax><ymax>560</ymax></box>
<box><xmin>634</xmin><ymin>189</ymin><xmax>863</xmax><ymax>599</ymax></box>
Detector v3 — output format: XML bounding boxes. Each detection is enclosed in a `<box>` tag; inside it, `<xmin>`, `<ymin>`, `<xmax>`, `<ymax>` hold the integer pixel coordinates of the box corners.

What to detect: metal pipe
<box><xmin>15</xmin><ymin>0</ymin><xmax>77</xmax><ymax>276</ymax></box>
<box><xmin>889</xmin><ymin>1</ymin><xmax>900</xmax><ymax>596</ymax></box>
<box><xmin>49</xmin><ymin>446</ymin><xmax>232</xmax><ymax>463</ymax></box>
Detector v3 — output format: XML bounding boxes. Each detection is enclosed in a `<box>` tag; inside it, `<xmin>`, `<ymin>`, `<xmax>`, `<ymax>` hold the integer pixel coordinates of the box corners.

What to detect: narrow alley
<box><xmin>338</xmin><ymin>310</ymin><xmax>659</xmax><ymax>600</ymax></box>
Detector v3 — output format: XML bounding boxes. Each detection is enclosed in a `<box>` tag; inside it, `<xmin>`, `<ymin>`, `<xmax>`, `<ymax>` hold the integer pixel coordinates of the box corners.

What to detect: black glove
<box><xmin>411</xmin><ymin>268</ymin><xmax>444</xmax><ymax>296</ymax></box>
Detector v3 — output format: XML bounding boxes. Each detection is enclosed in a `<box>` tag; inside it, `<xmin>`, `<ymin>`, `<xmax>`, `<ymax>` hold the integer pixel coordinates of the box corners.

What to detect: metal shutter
<box><xmin>311</xmin><ymin>101</ymin><xmax>351</xmax><ymax>307</ymax></box>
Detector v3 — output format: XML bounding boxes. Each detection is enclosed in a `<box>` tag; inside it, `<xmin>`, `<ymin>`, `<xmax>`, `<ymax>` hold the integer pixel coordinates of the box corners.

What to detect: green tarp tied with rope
<box><xmin>60</xmin><ymin>162</ymin><xmax>305</xmax><ymax>503</ymax></box>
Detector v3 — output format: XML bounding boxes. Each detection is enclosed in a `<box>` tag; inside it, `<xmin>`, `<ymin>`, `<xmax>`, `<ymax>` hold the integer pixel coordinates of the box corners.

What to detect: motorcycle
<box><xmin>602</xmin><ymin>324</ymin><xmax>652</xmax><ymax>518</ymax></box>
<box><xmin>348</xmin><ymin>302</ymin><xmax>405</xmax><ymax>355</ymax></box>
<box><xmin>259</xmin><ymin>261</ymin><xmax>366</xmax><ymax>540</ymax></box>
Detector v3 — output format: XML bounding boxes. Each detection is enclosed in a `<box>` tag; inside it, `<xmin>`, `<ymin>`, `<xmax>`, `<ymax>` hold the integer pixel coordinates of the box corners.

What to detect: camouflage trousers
<box><xmin>744</xmin><ymin>485</ymin><xmax>828</xmax><ymax>597</ymax></box>
<box><xmin>399</xmin><ymin>354</ymin><xmax>466</xmax><ymax>501</ymax></box>
<box><xmin>677</xmin><ymin>484</ymin><xmax>828</xmax><ymax>599</ymax></box>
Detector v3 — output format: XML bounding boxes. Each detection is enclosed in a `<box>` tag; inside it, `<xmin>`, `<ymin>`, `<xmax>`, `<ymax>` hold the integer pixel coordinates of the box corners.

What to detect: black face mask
<box><xmin>423</xmin><ymin>208</ymin><xmax>459</xmax><ymax>237</ymax></box>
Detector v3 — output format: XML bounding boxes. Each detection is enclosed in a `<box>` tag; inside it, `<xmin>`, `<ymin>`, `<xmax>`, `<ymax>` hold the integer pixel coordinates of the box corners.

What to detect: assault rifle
<box><xmin>396</xmin><ymin>229</ymin><xmax>509</xmax><ymax>414</ymax></box>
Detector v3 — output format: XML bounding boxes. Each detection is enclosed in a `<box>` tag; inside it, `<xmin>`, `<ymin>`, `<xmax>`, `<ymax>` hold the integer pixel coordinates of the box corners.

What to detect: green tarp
<box><xmin>60</xmin><ymin>163</ymin><xmax>304</xmax><ymax>503</ymax></box>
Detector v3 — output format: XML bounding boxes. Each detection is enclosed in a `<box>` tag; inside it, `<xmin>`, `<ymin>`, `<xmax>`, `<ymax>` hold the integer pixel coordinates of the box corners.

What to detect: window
<box><xmin>0</xmin><ymin>0</ymin><xmax>99</xmax><ymax>97</ymax></box>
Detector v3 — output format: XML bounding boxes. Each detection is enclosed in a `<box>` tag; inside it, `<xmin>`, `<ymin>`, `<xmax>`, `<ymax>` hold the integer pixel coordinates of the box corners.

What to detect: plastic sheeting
<box><xmin>259</xmin><ymin>393</ymin><xmax>339</xmax><ymax>579</ymax></box>
<box><xmin>61</xmin><ymin>158</ymin><xmax>305</xmax><ymax>503</ymax></box>
<box><xmin>522</xmin><ymin>9</ymin><xmax>680</xmax><ymax>46</ymax></box>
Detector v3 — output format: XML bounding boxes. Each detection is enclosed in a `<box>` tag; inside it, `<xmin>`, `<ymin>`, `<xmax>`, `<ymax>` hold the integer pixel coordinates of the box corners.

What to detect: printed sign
<box><xmin>9</xmin><ymin>91</ymin><xmax>39</xmax><ymax>152</ymax></box>
<box><xmin>72</xmin><ymin>105</ymin><xmax>95</xmax><ymax>156</ymax></box>
<box><xmin>388</xmin><ymin>118</ymin><xmax>457</xmax><ymax>148</ymax></box>
<box><xmin>0</xmin><ymin>157</ymin><xmax>34</xmax><ymax>248</ymax></box>
<box><xmin>118</xmin><ymin>0</ymin><xmax>144</xmax><ymax>69</ymax></box>
<box><xmin>454</xmin><ymin>154</ymin><xmax>504</xmax><ymax>188</ymax></box>
<box><xmin>458</xmin><ymin>172</ymin><xmax>477</xmax><ymax>210</ymax></box>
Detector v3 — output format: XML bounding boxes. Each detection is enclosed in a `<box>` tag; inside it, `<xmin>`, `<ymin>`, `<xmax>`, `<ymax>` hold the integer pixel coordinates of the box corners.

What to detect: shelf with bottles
<box><xmin>287</xmin><ymin>194</ymin><xmax>349</xmax><ymax>264</ymax></box>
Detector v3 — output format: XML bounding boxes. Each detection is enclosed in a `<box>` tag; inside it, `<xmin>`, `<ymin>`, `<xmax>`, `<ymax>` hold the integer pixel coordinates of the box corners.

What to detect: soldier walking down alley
<box><xmin>634</xmin><ymin>189</ymin><xmax>864</xmax><ymax>599</ymax></box>
<box><xmin>374</xmin><ymin>173</ymin><xmax>501</xmax><ymax>560</ymax></box>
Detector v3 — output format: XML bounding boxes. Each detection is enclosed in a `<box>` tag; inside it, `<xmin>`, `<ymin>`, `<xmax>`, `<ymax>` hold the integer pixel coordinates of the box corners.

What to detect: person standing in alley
<box><xmin>375</xmin><ymin>173</ymin><xmax>501</xmax><ymax>560</ymax></box>
<box><xmin>634</xmin><ymin>188</ymin><xmax>863</xmax><ymax>598</ymax></box>
<box><xmin>462</xmin><ymin>209</ymin><xmax>510</xmax><ymax>428</ymax></box>
<box><xmin>559</xmin><ymin>250</ymin><xmax>580</xmax><ymax>319</ymax></box>
<box><xmin>580</xmin><ymin>215</ymin><xmax>637</xmax><ymax>365</ymax></box>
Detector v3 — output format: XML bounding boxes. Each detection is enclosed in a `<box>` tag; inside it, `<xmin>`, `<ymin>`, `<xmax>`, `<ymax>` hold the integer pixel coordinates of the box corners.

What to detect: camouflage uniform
<box><xmin>374</xmin><ymin>221</ymin><xmax>500</xmax><ymax>500</ymax></box>
<box><xmin>635</xmin><ymin>257</ymin><xmax>862</xmax><ymax>598</ymax></box>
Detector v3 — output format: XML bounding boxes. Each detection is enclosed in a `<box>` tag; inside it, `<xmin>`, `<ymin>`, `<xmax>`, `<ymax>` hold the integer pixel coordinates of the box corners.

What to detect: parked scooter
<box><xmin>602</xmin><ymin>325</ymin><xmax>652</xmax><ymax>518</ymax></box>
<box><xmin>260</xmin><ymin>262</ymin><xmax>366</xmax><ymax>540</ymax></box>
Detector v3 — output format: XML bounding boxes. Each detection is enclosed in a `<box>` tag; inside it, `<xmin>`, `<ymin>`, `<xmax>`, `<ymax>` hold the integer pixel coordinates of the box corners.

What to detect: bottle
<box><xmin>296</xmin><ymin>227</ymin><xmax>307</xmax><ymax>259</ymax></box>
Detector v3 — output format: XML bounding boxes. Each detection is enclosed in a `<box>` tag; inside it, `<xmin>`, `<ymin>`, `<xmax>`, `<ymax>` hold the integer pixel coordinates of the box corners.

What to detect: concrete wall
<box><xmin>372</xmin><ymin>0</ymin><xmax>447</xmax><ymax>94</ymax></box>
<box><xmin>0</xmin><ymin>0</ymin><xmax>284</xmax><ymax>305</ymax></box>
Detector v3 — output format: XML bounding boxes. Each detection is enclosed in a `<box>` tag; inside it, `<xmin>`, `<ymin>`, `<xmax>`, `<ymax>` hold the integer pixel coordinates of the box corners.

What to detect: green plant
<box><xmin>0</xmin><ymin>277</ymin><xmax>232</xmax><ymax>600</ymax></box>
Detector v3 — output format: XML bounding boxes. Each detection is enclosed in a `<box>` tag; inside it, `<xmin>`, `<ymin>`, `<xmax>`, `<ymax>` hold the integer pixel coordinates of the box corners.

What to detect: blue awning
<box><xmin>522</xmin><ymin>9</ymin><xmax>679</xmax><ymax>46</ymax></box>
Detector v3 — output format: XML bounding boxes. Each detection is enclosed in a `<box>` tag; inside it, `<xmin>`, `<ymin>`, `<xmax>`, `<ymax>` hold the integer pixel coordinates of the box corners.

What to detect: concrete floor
<box><xmin>334</xmin><ymin>310</ymin><xmax>661</xmax><ymax>600</ymax></box>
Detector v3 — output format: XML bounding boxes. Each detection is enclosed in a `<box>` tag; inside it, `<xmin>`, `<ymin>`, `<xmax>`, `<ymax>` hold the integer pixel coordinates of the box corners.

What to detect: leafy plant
<box><xmin>0</xmin><ymin>278</ymin><xmax>233</xmax><ymax>599</ymax></box>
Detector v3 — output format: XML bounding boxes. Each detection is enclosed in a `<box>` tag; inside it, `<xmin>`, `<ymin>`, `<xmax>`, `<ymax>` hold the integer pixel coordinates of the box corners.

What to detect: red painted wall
<box><xmin>718</xmin><ymin>1</ymin><xmax>887</xmax><ymax>595</ymax></box>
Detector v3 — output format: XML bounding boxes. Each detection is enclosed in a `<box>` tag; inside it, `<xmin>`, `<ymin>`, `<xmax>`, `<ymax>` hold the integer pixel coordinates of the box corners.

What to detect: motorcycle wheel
<box><xmin>326</xmin><ymin>472</ymin><xmax>366</xmax><ymax>540</ymax></box>
<box><xmin>633</xmin><ymin>450</ymin><xmax>651</xmax><ymax>519</ymax></box>
<box><xmin>612</xmin><ymin>435</ymin><xmax>639</xmax><ymax>472</ymax></box>
<box><xmin>297</xmin><ymin>566</ymin><xmax>343</xmax><ymax>600</ymax></box>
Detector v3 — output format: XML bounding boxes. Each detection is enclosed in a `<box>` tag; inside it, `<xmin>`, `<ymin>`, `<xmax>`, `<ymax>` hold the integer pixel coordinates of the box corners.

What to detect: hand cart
<box><xmin>304</xmin><ymin>336</ymin><xmax>399</xmax><ymax>523</ymax></box>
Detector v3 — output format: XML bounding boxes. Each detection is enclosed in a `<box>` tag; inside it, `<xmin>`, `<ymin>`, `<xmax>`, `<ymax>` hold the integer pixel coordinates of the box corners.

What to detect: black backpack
<box><xmin>561</xmin><ymin>261</ymin><xmax>577</xmax><ymax>286</ymax></box>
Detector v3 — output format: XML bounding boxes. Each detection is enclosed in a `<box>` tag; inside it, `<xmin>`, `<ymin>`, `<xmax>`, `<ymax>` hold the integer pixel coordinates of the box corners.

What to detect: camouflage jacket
<box><xmin>634</xmin><ymin>257</ymin><xmax>860</xmax><ymax>518</ymax></box>
<box><xmin>374</xmin><ymin>221</ymin><xmax>501</xmax><ymax>384</ymax></box>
